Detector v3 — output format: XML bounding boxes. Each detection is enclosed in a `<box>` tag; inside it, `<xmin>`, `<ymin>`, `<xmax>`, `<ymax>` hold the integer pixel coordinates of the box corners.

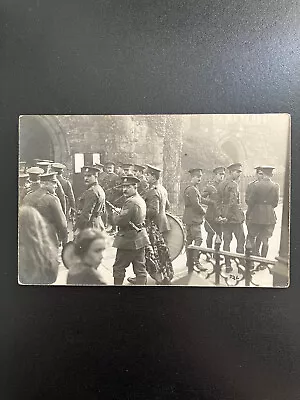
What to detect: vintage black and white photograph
<box><xmin>18</xmin><ymin>114</ymin><xmax>290</xmax><ymax>287</ymax></box>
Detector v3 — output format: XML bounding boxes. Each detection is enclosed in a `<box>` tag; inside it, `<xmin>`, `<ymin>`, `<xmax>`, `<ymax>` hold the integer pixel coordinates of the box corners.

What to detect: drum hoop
<box><xmin>166</xmin><ymin>213</ymin><xmax>185</xmax><ymax>261</ymax></box>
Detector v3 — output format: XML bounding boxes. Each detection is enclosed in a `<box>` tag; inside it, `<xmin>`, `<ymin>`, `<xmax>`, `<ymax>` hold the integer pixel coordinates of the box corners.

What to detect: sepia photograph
<box><xmin>18</xmin><ymin>114</ymin><xmax>290</xmax><ymax>287</ymax></box>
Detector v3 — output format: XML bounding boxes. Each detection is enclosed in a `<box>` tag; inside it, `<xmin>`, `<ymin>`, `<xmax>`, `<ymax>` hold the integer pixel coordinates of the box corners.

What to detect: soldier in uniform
<box><xmin>144</xmin><ymin>164</ymin><xmax>170</xmax><ymax>239</ymax></box>
<box><xmin>245</xmin><ymin>166</ymin><xmax>264</xmax><ymax>255</ymax></box>
<box><xmin>134</xmin><ymin>164</ymin><xmax>149</xmax><ymax>198</ymax></box>
<box><xmin>19</xmin><ymin>167</ymin><xmax>44</xmax><ymax>202</ymax></box>
<box><xmin>112</xmin><ymin>176</ymin><xmax>150</xmax><ymax>285</ymax></box>
<box><xmin>201</xmin><ymin>166</ymin><xmax>226</xmax><ymax>248</ymax></box>
<box><xmin>36</xmin><ymin>161</ymin><xmax>66</xmax><ymax>214</ymax></box>
<box><xmin>115</xmin><ymin>162</ymin><xmax>124</xmax><ymax>177</ymax></box>
<box><xmin>101</xmin><ymin>162</ymin><xmax>119</xmax><ymax>233</ymax></box>
<box><xmin>22</xmin><ymin>172</ymin><xmax>68</xmax><ymax>248</ymax></box>
<box><xmin>122</xmin><ymin>163</ymin><xmax>134</xmax><ymax>176</ymax></box>
<box><xmin>18</xmin><ymin>172</ymin><xmax>30</xmax><ymax>203</ymax></box>
<box><xmin>216</xmin><ymin>163</ymin><xmax>245</xmax><ymax>269</ymax></box>
<box><xmin>51</xmin><ymin>163</ymin><xmax>76</xmax><ymax>220</ymax></box>
<box><xmin>96</xmin><ymin>163</ymin><xmax>107</xmax><ymax>186</ymax></box>
<box><xmin>183</xmin><ymin>168</ymin><xmax>206</xmax><ymax>273</ymax></box>
<box><xmin>74</xmin><ymin>165</ymin><xmax>106</xmax><ymax>233</ymax></box>
<box><xmin>246</xmin><ymin>166</ymin><xmax>279</xmax><ymax>258</ymax></box>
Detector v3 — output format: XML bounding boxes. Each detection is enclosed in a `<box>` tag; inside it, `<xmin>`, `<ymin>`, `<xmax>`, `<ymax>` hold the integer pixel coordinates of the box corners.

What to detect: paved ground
<box><xmin>54</xmin><ymin>203</ymin><xmax>283</xmax><ymax>287</ymax></box>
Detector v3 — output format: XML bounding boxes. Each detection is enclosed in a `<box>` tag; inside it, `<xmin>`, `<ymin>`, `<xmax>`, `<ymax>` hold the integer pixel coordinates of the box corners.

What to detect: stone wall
<box><xmin>53</xmin><ymin>115</ymin><xmax>183</xmax><ymax>213</ymax></box>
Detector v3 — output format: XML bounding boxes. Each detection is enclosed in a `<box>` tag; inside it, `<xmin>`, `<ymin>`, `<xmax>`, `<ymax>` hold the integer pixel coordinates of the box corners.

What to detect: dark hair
<box><xmin>74</xmin><ymin>228</ymin><xmax>107</xmax><ymax>257</ymax></box>
<box><xmin>19</xmin><ymin>206</ymin><xmax>59</xmax><ymax>284</ymax></box>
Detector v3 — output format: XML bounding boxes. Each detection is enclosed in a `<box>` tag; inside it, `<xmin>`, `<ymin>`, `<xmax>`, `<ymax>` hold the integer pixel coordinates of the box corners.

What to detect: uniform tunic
<box><xmin>75</xmin><ymin>182</ymin><xmax>106</xmax><ymax>231</ymax></box>
<box><xmin>145</xmin><ymin>183</ymin><xmax>170</xmax><ymax>234</ymax></box>
<box><xmin>216</xmin><ymin>178</ymin><xmax>245</xmax><ymax>253</ymax></box>
<box><xmin>137</xmin><ymin>176</ymin><xmax>149</xmax><ymax>198</ymax></box>
<box><xmin>201</xmin><ymin>181</ymin><xmax>222</xmax><ymax>245</ymax></box>
<box><xmin>55</xmin><ymin>179</ymin><xmax>67</xmax><ymax>215</ymax></box>
<box><xmin>245</xmin><ymin>179</ymin><xmax>258</xmax><ymax>224</ymax></box>
<box><xmin>144</xmin><ymin>183</ymin><xmax>173</xmax><ymax>283</ymax></box>
<box><xmin>56</xmin><ymin>174</ymin><xmax>76</xmax><ymax>213</ymax></box>
<box><xmin>112</xmin><ymin>193</ymin><xmax>150</xmax><ymax>283</ymax></box>
<box><xmin>22</xmin><ymin>187</ymin><xmax>68</xmax><ymax>246</ymax></box>
<box><xmin>246</xmin><ymin>177</ymin><xmax>279</xmax><ymax>244</ymax></box>
<box><xmin>183</xmin><ymin>184</ymin><xmax>206</xmax><ymax>246</ymax></box>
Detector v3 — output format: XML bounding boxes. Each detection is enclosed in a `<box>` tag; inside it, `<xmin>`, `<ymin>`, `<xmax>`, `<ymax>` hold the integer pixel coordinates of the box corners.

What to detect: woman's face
<box><xmin>82</xmin><ymin>238</ymin><xmax>106</xmax><ymax>268</ymax></box>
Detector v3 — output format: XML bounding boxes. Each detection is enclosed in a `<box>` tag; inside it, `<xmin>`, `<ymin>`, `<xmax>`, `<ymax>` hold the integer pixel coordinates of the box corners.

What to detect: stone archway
<box><xmin>19</xmin><ymin>115</ymin><xmax>71</xmax><ymax>166</ymax></box>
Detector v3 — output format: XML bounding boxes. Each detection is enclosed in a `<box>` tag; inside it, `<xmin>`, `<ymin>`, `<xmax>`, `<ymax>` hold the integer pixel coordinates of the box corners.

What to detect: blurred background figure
<box><xmin>62</xmin><ymin>228</ymin><xmax>107</xmax><ymax>285</ymax></box>
<box><xmin>18</xmin><ymin>206</ymin><xmax>59</xmax><ymax>284</ymax></box>
<box><xmin>36</xmin><ymin>160</ymin><xmax>66</xmax><ymax>213</ymax></box>
<box><xmin>22</xmin><ymin>172</ymin><xmax>68</xmax><ymax>249</ymax></box>
<box><xmin>51</xmin><ymin>162</ymin><xmax>76</xmax><ymax>222</ymax></box>
<box><xmin>18</xmin><ymin>172</ymin><xmax>30</xmax><ymax>203</ymax></box>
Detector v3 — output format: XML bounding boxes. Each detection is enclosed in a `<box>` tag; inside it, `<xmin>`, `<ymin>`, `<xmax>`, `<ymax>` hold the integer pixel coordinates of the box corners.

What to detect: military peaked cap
<box><xmin>19</xmin><ymin>172</ymin><xmax>29</xmax><ymax>179</ymax></box>
<box><xmin>134</xmin><ymin>164</ymin><xmax>146</xmax><ymax>172</ymax></box>
<box><xmin>81</xmin><ymin>165</ymin><xmax>101</xmax><ymax>174</ymax></box>
<box><xmin>105</xmin><ymin>161</ymin><xmax>115</xmax><ymax>166</ymax></box>
<box><xmin>259</xmin><ymin>166</ymin><xmax>275</xmax><ymax>174</ymax></box>
<box><xmin>40</xmin><ymin>172</ymin><xmax>57</xmax><ymax>182</ymax></box>
<box><xmin>51</xmin><ymin>162</ymin><xmax>66</xmax><ymax>170</ymax></box>
<box><xmin>227</xmin><ymin>163</ymin><xmax>242</xmax><ymax>172</ymax></box>
<box><xmin>121</xmin><ymin>176</ymin><xmax>140</xmax><ymax>185</ymax></box>
<box><xmin>122</xmin><ymin>163</ymin><xmax>134</xmax><ymax>169</ymax></box>
<box><xmin>213</xmin><ymin>166</ymin><xmax>226</xmax><ymax>174</ymax></box>
<box><xmin>188</xmin><ymin>167</ymin><xmax>202</xmax><ymax>174</ymax></box>
<box><xmin>146</xmin><ymin>164</ymin><xmax>162</xmax><ymax>173</ymax></box>
<box><xmin>27</xmin><ymin>167</ymin><xmax>44</xmax><ymax>175</ymax></box>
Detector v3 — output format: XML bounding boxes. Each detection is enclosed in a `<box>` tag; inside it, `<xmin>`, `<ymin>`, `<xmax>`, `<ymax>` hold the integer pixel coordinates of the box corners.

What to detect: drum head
<box><xmin>164</xmin><ymin>213</ymin><xmax>185</xmax><ymax>261</ymax></box>
<box><xmin>61</xmin><ymin>241</ymin><xmax>81</xmax><ymax>270</ymax></box>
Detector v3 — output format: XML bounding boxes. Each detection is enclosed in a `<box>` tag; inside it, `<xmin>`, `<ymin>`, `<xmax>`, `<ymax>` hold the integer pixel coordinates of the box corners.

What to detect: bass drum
<box><xmin>164</xmin><ymin>213</ymin><xmax>185</xmax><ymax>261</ymax></box>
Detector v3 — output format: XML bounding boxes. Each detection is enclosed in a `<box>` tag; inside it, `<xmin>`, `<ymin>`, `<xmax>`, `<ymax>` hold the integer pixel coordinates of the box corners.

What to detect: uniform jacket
<box><xmin>101</xmin><ymin>172</ymin><xmax>120</xmax><ymax>202</ymax></box>
<box><xmin>247</xmin><ymin>178</ymin><xmax>279</xmax><ymax>225</ymax></box>
<box><xmin>183</xmin><ymin>185</ymin><xmax>206</xmax><ymax>225</ymax></box>
<box><xmin>113</xmin><ymin>193</ymin><xmax>150</xmax><ymax>250</ymax></box>
<box><xmin>20</xmin><ymin>182</ymin><xmax>41</xmax><ymax>203</ymax></box>
<box><xmin>56</xmin><ymin>175</ymin><xmax>76</xmax><ymax>210</ymax></box>
<box><xmin>216</xmin><ymin>178</ymin><xmax>245</xmax><ymax>224</ymax></box>
<box><xmin>137</xmin><ymin>176</ymin><xmax>149</xmax><ymax>198</ymax></box>
<box><xmin>22</xmin><ymin>187</ymin><xmax>68</xmax><ymax>245</ymax></box>
<box><xmin>75</xmin><ymin>182</ymin><xmax>106</xmax><ymax>231</ymax></box>
<box><xmin>56</xmin><ymin>179</ymin><xmax>67</xmax><ymax>214</ymax></box>
<box><xmin>145</xmin><ymin>183</ymin><xmax>170</xmax><ymax>233</ymax></box>
<box><xmin>245</xmin><ymin>179</ymin><xmax>258</xmax><ymax>222</ymax></box>
<box><xmin>201</xmin><ymin>181</ymin><xmax>220</xmax><ymax>222</ymax></box>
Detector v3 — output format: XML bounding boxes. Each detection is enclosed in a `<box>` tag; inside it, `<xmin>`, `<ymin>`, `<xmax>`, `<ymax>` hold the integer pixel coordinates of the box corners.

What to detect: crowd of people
<box><xmin>18</xmin><ymin>158</ymin><xmax>280</xmax><ymax>285</ymax></box>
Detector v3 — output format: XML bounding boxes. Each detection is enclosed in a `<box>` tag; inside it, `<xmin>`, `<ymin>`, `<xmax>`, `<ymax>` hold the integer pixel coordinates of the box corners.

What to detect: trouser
<box><xmin>247</xmin><ymin>223</ymin><xmax>275</xmax><ymax>258</ymax></box>
<box><xmin>204</xmin><ymin>220</ymin><xmax>222</xmax><ymax>248</ymax></box>
<box><xmin>185</xmin><ymin>223</ymin><xmax>203</xmax><ymax>272</ymax></box>
<box><xmin>113</xmin><ymin>248</ymin><xmax>147</xmax><ymax>285</ymax></box>
<box><xmin>223</xmin><ymin>223</ymin><xmax>245</xmax><ymax>254</ymax></box>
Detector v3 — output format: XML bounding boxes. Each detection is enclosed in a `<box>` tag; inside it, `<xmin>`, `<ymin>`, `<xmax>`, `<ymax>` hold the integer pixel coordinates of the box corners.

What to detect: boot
<box><xmin>261</xmin><ymin>242</ymin><xmax>269</xmax><ymax>258</ymax></box>
<box><xmin>193</xmin><ymin>250</ymin><xmax>207</xmax><ymax>272</ymax></box>
<box><xmin>114</xmin><ymin>277</ymin><xmax>124</xmax><ymax>285</ymax></box>
<box><xmin>186</xmin><ymin>248</ymin><xmax>194</xmax><ymax>274</ymax></box>
<box><xmin>135</xmin><ymin>276</ymin><xmax>147</xmax><ymax>285</ymax></box>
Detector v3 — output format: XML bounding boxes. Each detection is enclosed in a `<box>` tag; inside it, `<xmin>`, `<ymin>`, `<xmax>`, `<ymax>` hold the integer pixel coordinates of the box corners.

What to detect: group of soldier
<box><xmin>18</xmin><ymin>157</ymin><xmax>280</xmax><ymax>284</ymax></box>
<box><xmin>183</xmin><ymin>163</ymin><xmax>280</xmax><ymax>273</ymax></box>
<box><xmin>18</xmin><ymin>160</ymin><xmax>172</xmax><ymax>285</ymax></box>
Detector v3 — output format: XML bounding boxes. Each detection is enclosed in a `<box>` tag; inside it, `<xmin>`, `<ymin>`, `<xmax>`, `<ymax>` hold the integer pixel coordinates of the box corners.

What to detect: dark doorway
<box><xmin>19</xmin><ymin>116</ymin><xmax>54</xmax><ymax>165</ymax></box>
